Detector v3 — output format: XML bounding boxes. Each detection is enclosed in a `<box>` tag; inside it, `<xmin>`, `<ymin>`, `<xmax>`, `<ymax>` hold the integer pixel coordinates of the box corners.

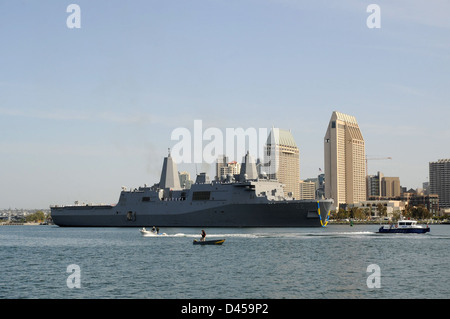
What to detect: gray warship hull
<box><xmin>51</xmin><ymin>152</ymin><xmax>333</xmax><ymax>227</ymax></box>
<box><xmin>51</xmin><ymin>200</ymin><xmax>333</xmax><ymax>227</ymax></box>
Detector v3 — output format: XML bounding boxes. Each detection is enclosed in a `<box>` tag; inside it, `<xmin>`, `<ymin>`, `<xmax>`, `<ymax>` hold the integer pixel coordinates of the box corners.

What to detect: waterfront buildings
<box><xmin>366</xmin><ymin>171</ymin><xmax>383</xmax><ymax>197</ymax></box>
<box><xmin>429</xmin><ymin>159</ymin><xmax>450</xmax><ymax>208</ymax></box>
<box><xmin>422</xmin><ymin>182</ymin><xmax>430</xmax><ymax>195</ymax></box>
<box><xmin>406</xmin><ymin>193</ymin><xmax>440</xmax><ymax>215</ymax></box>
<box><xmin>369</xmin><ymin>192</ymin><xmax>440</xmax><ymax>216</ymax></box>
<box><xmin>299</xmin><ymin>180</ymin><xmax>316</xmax><ymax>200</ymax></box>
<box><xmin>367</xmin><ymin>172</ymin><xmax>401</xmax><ymax>198</ymax></box>
<box><xmin>324</xmin><ymin>111</ymin><xmax>366</xmax><ymax>207</ymax></box>
<box><xmin>382</xmin><ymin>177</ymin><xmax>401</xmax><ymax>197</ymax></box>
<box><xmin>265</xmin><ymin>128</ymin><xmax>300</xmax><ymax>199</ymax></box>
<box><xmin>216</xmin><ymin>155</ymin><xmax>229</xmax><ymax>180</ymax></box>
<box><xmin>350</xmin><ymin>200</ymin><xmax>405</xmax><ymax>219</ymax></box>
<box><xmin>215</xmin><ymin>156</ymin><xmax>241</xmax><ymax>180</ymax></box>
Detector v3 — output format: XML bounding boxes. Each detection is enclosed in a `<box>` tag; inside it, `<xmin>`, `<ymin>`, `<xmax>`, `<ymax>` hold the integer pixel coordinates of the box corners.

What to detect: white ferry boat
<box><xmin>378</xmin><ymin>220</ymin><xmax>430</xmax><ymax>234</ymax></box>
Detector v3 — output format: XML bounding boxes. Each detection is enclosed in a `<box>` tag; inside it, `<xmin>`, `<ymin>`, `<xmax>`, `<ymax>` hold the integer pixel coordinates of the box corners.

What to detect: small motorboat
<box><xmin>378</xmin><ymin>220</ymin><xmax>430</xmax><ymax>234</ymax></box>
<box><xmin>140</xmin><ymin>228</ymin><xmax>167</xmax><ymax>236</ymax></box>
<box><xmin>193</xmin><ymin>239</ymin><xmax>226</xmax><ymax>245</ymax></box>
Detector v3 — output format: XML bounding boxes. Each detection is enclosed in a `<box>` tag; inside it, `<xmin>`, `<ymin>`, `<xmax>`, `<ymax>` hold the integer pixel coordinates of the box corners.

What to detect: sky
<box><xmin>1</xmin><ymin>0</ymin><xmax>449</xmax><ymax>209</ymax></box>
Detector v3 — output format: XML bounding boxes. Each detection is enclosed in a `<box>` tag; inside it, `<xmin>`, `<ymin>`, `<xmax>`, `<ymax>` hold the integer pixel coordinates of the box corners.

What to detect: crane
<box><xmin>365</xmin><ymin>156</ymin><xmax>392</xmax><ymax>176</ymax></box>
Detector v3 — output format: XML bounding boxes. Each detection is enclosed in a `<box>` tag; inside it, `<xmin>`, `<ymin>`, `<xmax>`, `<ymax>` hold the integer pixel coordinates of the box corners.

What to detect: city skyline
<box><xmin>1</xmin><ymin>1</ymin><xmax>450</xmax><ymax>209</ymax></box>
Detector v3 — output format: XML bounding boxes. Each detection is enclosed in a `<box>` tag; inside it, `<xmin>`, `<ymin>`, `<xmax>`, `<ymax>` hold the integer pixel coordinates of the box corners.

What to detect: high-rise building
<box><xmin>216</xmin><ymin>156</ymin><xmax>242</xmax><ymax>181</ymax></box>
<box><xmin>221</xmin><ymin>161</ymin><xmax>241</xmax><ymax>177</ymax></box>
<box><xmin>324</xmin><ymin>111</ymin><xmax>366</xmax><ymax>207</ymax></box>
<box><xmin>367</xmin><ymin>172</ymin><xmax>400</xmax><ymax>198</ymax></box>
<box><xmin>264</xmin><ymin>128</ymin><xmax>300</xmax><ymax>199</ymax></box>
<box><xmin>366</xmin><ymin>171</ymin><xmax>383</xmax><ymax>197</ymax></box>
<box><xmin>422</xmin><ymin>182</ymin><xmax>430</xmax><ymax>195</ymax></box>
<box><xmin>299</xmin><ymin>180</ymin><xmax>316</xmax><ymax>200</ymax></box>
<box><xmin>429</xmin><ymin>159</ymin><xmax>450</xmax><ymax>208</ymax></box>
<box><xmin>381</xmin><ymin>176</ymin><xmax>401</xmax><ymax>197</ymax></box>
<box><xmin>216</xmin><ymin>155</ymin><xmax>229</xmax><ymax>180</ymax></box>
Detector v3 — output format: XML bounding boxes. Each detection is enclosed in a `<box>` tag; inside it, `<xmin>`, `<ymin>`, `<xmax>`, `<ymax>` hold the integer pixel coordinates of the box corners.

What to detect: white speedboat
<box><xmin>139</xmin><ymin>227</ymin><xmax>167</xmax><ymax>236</ymax></box>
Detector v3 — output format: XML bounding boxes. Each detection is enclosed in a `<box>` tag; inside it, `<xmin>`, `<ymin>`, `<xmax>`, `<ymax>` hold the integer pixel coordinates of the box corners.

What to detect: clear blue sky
<box><xmin>1</xmin><ymin>0</ymin><xmax>449</xmax><ymax>209</ymax></box>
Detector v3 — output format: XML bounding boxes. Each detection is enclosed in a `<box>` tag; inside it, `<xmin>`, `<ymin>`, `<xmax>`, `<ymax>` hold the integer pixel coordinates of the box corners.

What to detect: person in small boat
<box><xmin>201</xmin><ymin>229</ymin><xmax>206</xmax><ymax>241</ymax></box>
<box><xmin>156</xmin><ymin>227</ymin><xmax>160</xmax><ymax>234</ymax></box>
<box><xmin>151</xmin><ymin>226</ymin><xmax>156</xmax><ymax>233</ymax></box>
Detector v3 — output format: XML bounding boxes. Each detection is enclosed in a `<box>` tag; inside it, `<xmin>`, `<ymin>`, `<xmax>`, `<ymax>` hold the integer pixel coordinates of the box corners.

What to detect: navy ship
<box><xmin>51</xmin><ymin>151</ymin><xmax>333</xmax><ymax>227</ymax></box>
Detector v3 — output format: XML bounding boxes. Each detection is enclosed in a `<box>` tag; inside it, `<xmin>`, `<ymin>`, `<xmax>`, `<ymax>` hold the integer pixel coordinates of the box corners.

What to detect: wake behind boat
<box><xmin>378</xmin><ymin>220</ymin><xmax>430</xmax><ymax>234</ymax></box>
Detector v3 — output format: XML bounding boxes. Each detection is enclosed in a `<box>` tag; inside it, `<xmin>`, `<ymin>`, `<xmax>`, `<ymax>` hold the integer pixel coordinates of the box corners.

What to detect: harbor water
<box><xmin>1</xmin><ymin>224</ymin><xmax>449</xmax><ymax>299</ymax></box>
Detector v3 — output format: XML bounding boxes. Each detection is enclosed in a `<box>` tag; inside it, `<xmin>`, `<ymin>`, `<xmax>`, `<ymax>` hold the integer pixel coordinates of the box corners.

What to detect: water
<box><xmin>1</xmin><ymin>224</ymin><xmax>449</xmax><ymax>299</ymax></box>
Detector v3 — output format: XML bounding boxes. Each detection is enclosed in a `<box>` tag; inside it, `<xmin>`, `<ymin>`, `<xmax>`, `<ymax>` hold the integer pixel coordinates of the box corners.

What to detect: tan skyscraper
<box><xmin>324</xmin><ymin>111</ymin><xmax>366</xmax><ymax>207</ymax></box>
<box><xmin>381</xmin><ymin>177</ymin><xmax>401</xmax><ymax>197</ymax></box>
<box><xmin>265</xmin><ymin>128</ymin><xmax>300</xmax><ymax>199</ymax></box>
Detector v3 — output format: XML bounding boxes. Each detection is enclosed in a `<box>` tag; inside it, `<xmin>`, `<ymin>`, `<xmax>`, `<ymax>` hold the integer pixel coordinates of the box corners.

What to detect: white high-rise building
<box><xmin>264</xmin><ymin>128</ymin><xmax>300</xmax><ymax>199</ymax></box>
<box><xmin>324</xmin><ymin>111</ymin><xmax>366</xmax><ymax>207</ymax></box>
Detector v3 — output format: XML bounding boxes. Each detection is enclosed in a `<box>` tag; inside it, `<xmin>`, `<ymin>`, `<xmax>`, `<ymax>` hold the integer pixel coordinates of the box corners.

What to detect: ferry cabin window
<box><xmin>142</xmin><ymin>197</ymin><xmax>150</xmax><ymax>202</ymax></box>
<box><xmin>399</xmin><ymin>222</ymin><xmax>412</xmax><ymax>226</ymax></box>
<box><xmin>192</xmin><ymin>191</ymin><xmax>211</xmax><ymax>201</ymax></box>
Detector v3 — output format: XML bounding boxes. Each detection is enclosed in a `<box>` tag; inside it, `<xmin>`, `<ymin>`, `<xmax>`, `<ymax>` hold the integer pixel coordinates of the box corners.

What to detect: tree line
<box><xmin>25</xmin><ymin>211</ymin><xmax>47</xmax><ymax>223</ymax></box>
<box><xmin>331</xmin><ymin>204</ymin><xmax>432</xmax><ymax>221</ymax></box>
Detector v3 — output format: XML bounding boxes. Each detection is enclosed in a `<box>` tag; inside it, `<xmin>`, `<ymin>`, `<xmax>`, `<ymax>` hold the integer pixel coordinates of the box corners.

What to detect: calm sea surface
<box><xmin>1</xmin><ymin>224</ymin><xmax>449</xmax><ymax>299</ymax></box>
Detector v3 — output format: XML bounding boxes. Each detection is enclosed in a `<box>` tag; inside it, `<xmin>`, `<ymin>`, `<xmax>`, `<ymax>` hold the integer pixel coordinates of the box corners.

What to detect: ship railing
<box><xmin>162</xmin><ymin>197</ymin><xmax>187</xmax><ymax>201</ymax></box>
